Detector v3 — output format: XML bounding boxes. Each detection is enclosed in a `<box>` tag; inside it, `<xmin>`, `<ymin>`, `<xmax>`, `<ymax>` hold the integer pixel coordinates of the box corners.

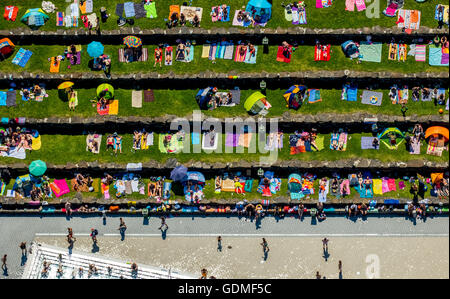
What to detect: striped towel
<box><xmin>56</xmin><ymin>12</ymin><xmax>64</xmax><ymax>26</ymax></box>
<box><xmin>415</xmin><ymin>45</ymin><xmax>426</xmax><ymax>62</ymax></box>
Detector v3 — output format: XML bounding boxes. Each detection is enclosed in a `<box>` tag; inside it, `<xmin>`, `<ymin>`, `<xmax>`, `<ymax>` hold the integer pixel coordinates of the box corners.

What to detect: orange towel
<box><xmin>79</xmin><ymin>1</ymin><xmax>87</xmax><ymax>14</ymax></box>
<box><xmin>169</xmin><ymin>5</ymin><xmax>180</xmax><ymax>18</ymax></box>
<box><xmin>50</xmin><ymin>57</ymin><xmax>60</xmax><ymax>73</ymax></box>
<box><xmin>410</xmin><ymin>10</ymin><xmax>419</xmax><ymax>23</ymax></box>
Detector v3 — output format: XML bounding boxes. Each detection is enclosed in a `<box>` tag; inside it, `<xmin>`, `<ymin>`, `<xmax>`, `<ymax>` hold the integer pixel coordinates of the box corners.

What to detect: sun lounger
<box><xmin>132</xmin><ymin>90</ymin><xmax>142</xmax><ymax>108</ymax></box>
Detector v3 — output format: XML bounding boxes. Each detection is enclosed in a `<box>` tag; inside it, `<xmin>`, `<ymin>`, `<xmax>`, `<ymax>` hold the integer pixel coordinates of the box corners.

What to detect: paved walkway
<box><xmin>1</xmin><ymin>215</ymin><xmax>448</xmax><ymax>279</ymax></box>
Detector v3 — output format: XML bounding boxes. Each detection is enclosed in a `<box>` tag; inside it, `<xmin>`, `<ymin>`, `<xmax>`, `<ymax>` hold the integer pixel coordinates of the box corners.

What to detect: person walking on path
<box><xmin>261</xmin><ymin>238</ymin><xmax>270</xmax><ymax>261</ymax></box>
<box><xmin>316</xmin><ymin>271</ymin><xmax>321</xmax><ymax>279</ymax></box>
<box><xmin>217</xmin><ymin>236</ymin><xmax>222</xmax><ymax>252</ymax></box>
<box><xmin>90</xmin><ymin>228</ymin><xmax>99</xmax><ymax>244</ymax></box>
<box><xmin>1</xmin><ymin>255</ymin><xmax>7</xmax><ymax>272</ymax></box>
<box><xmin>118</xmin><ymin>218</ymin><xmax>127</xmax><ymax>241</ymax></box>
<box><xmin>19</xmin><ymin>242</ymin><xmax>27</xmax><ymax>255</ymax></box>
<box><xmin>338</xmin><ymin>260</ymin><xmax>343</xmax><ymax>279</ymax></box>
<box><xmin>159</xmin><ymin>216</ymin><xmax>168</xmax><ymax>231</ymax></box>
<box><xmin>67</xmin><ymin>227</ymin><xmax>73</xmax><ymax>238</ymax></box>
<box><xmin>322</xmin><ymin>237</ymin><xmax>329</xmax><ymax>251</ymax></box>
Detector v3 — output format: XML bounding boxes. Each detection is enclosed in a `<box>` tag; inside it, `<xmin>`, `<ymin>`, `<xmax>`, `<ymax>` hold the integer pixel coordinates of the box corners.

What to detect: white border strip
<box><xmin>36</xmin><ymin>233</ymin><xmax>449</xmax><ymax>237</ymax></box>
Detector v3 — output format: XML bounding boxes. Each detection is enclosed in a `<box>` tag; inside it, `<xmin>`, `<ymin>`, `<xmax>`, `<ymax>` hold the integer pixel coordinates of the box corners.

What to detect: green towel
<box><xmin>313</xmin><ymin>135</ymin><xmax>325</xmax><ymax>151</ymax></box>
<box><xmin>359</xmin><ymin>42</ymin><xmax>382</xmax><ymax>63</ymax></box>
<box><xmin>145</xmin><ymin>2</ymin><xmax>157</xmax><ymax>18</ymax></box>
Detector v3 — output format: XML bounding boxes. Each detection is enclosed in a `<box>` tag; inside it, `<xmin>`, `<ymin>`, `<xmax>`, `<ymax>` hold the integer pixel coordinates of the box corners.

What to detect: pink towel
<box><xmin>52</xmin><ymin>179</ymin><xmax>70</xmax><ymax>198</ymax></box>
<box><xmin>382</xmin><ymin>179</ymin><xmax>389</xmax><ymax>194</ymax></box>
<box><xmin>346</xmin><ymin>0</ymin><xmax>355</xmax><ymax>11</ymax></box>
<box><xmin>316</xmin><ymin>0</ymin><xmax>323</xmax><ymax>8</ymax></box>
<box><xmin>340</xmin><ymin>179</ymin><xmax>350</xmax><ymax>195</ymax></box>
<box><xmin>356</xmin><ymin>0</ymin><xmax>366</xmax><ymax>11</ymax></box>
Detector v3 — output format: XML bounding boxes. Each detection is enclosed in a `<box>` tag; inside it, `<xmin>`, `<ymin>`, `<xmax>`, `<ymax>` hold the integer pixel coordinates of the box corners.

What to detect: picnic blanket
<box><xmin>124</xmin><ymin>2</ymin><xmax>135</xmax><ymax>18</ymax></box>
<box><xmin>435</xmin><ymin>4</ymin><xmax>449</xmax><ymax>24</ymax></box>
<box><xmin>145</xmin><ymin>2</ymin><xmax>157</xmax><ymax>18</ymax></box>
<box><xmin>64</xmin><ymin>15</ymin><xmax>78</xmax><ymax>28</ymax></box>
<box><xmin>346</xmin><ymin>0</ymin><xmax>366</xmax><ymax>12</ymax></box>
<box><xmin>429</xmin><ymin>45</ymin><xmax>449</xmax><ymax>66</ymax></box>
<box><xmin>276</xmin><ymin>46</ymin><xmax>292</xmax><ymax>63</ymax></box>
<box><xmin>132</xmin><ymin>90</ymin><xmax>142</xmax><ymax>108</ymax></box>
<box><xmin>12</xmin><ymin>48</ymin><xmax>32</xmax><ymax>67</ymax></box>
<box><xmin>86</xmin><ymin>134</ymin><xmax>102</xmax><ymax>154</ymax></box>
<box><xmin>232</xmin><ymin>10</ymin><xmax>251</xmax><ymax>27</ymax></box>
<box><xmin>50</xmin><ymin>179</ymin><xmax>70</xmax><ymax>198</ymax></box>
<box><xmin>314</xmin><ymin>45</ymin><xmax>330</xmax><ymax>61</ymax></box>
<box><xmin>180</xmin><ymin>6</ymin><xmax>203</xmax><ymax>22</ymax></box>
<box><xmin>361</xmin><ymin>137</ymin><xmax>379</xmax><ymax>150</ymax></box>
<box><xmin>359</xmin><ymin>42</ymin><xmax>382</xmax><ymax>63</ymax></box>
<box><xmin>410</xmin><ymin>137</ymin><xmax>421</xmax><ymax>155</ymax></box>
<box><xmin>244</xmin><ymin>46</ymin><xmax>258</xmax><ymax>64</ymax></box>
<box><xmin>201</xmin><ymin>44</ymin><xmax>210</xmax><ymax>58</ymax></box>
<box><xmin>0</xmin><ymin>147</ymin><xmax>26</xmax><ymax>159</ymax></box>
<box><xmin>307</xmin><ymin>89</ymin><xmax>322</xmax><ymax>103</ymax></box>
<box><xmin>5</xmin><ymin>90</ymin><xmax>16</xmax><ymax>107</ymax></box>
<box><xmin>202</xmin><ymin>132</ymin><xmax>219</xmax><ymax>150</ymax></box>
<box><xmin>50</xmin><ymin>57</ymin><xmax>60</xmax><ymax>73</ymax></box>
<box><xmin>165</xmin><ymin>46</ymin><xmax>173</xmax><ymax>65</ymax></box>
<box><xmin>383</xmin><ymin>2</ymin><xmax>399</xmax><ymax>17</ymax></box>
<box><xmin>342</xmin><ymin>85</ymin><xmax>358</xmax><ymax>101</ymax></box>
<box><xmin>415</xmin><ymin>45</ymin><xmax>426</xmax><ymax>62</ymax></box>
<box><xmin>118</xmin><ymin>48</ymin><xmax>148</xmax><ymax>62</ymax></box>
<box><xmin>144</xmin><ymin>89</ymin><xmax>154</xmax><ymax>102</ymax></box>
<box><xmin>397</xmin><ymin>9</ymin><xmax>421</xmax><ymax>32</ymax></box>
<box><xmin>225</xmin><ymin>133</ymin><xmax>239</xmax><ymax>147</ymax></box>
<box><xmin>361</xmin><ymin>90</ymin><xmax>383</xmax><ymax>106</ymax></box>
<box><xmin>67</xmin><ymin>51</ymin><xmax>81</xmax><ymax>65</ymax></box>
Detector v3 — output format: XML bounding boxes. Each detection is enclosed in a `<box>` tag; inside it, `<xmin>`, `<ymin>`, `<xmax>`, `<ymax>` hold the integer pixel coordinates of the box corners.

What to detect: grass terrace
<box><xmin>0</xmin><ymin>0</ymin><xmax>441</xmax><ymax>31</ymax></box>
<box><xmin>1</xmin><ymin>88</ymin><xmax>448</xmax><ymax>119</ymax></box>
<box><xmin>2</xmin><ymin>44</ymin><xmax>447</xmax><ymax>75</ymax></box>
<box><xmin>0</xmin><ymin>133</ymin><xmax>447</xmax><ymax>165</ymax></box>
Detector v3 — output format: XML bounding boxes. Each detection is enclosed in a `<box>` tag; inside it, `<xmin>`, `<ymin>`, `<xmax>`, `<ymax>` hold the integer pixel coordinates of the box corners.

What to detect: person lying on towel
<box><xmin>154</xmin><ymin>47</ymin><xmax>162</xmax><ymax>67</ymax></box>
<box><xmin>363</xmin><ymin>177</ymin><xmax>372</xmax><ymax>196</ymax></box>
<box><xmin>87</xmin><ymin>139</ymin><xmax>99</xmax><ymax>153</ymax></box>
<box><xmin>248</xmin><ymin>43</ymin><xmax>256</xmax><ymax>58</ymax></box>
<box><xmin>282</xmin><ymin>41</ymin><xmax>292</xmax><ymax>59</ymax></box>
<box><xmin>372</xmin><ymin>138</ymin><xmax>379</xmax><ymax>148</ymax></box>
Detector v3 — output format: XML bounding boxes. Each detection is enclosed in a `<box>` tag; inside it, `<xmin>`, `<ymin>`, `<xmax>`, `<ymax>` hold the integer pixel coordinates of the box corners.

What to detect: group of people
<box><xmin>411</xmin><ymin>86</ymin><xmax>446</xmax><ymax>105</ymax></box>
<box><xmin>92</xmin><ymin>54</ymin><xmax>111</xmax><ymax>79</ymax></box>
<box><xmin>0</xmin><ymin>126</ymin><xmax>37</xmax><ymax>154</ymax></box>
<box><xmin>205</xmin><ymin>88</ymin><xmax>234</xmax><ymax>109</ymax></box>
<box><xmin>166</xmin><ymin>10</ymin><xmax>200</xmax><ymax>28</ymax></box>
<box><xmin>132</xmin><ymin>129</ymin><xmax>151</xmax><ymax>150</ymax></box>
<box><xmin>124</xmin><ymin>45</ymin><xmax>143</xmax><ymax>63</ymax></box>
<box><xmin>106</xmin><ymin>133</ymin><xmax>123</xmax><ymax>154</ymax></box>
<box><xmin>21</xmin><ymin>84</ymin><xmax>46</xmax><ymax>101</ymax></box>
<box><xmin>289</xmin><ymin>129</ymin><xmax>319</xmax><ymax>152</ymax></box>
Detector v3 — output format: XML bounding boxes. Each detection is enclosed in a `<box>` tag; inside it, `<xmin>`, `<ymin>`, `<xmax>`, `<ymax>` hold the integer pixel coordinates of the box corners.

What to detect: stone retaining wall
<box><xmin>1</xmin><ymin>26</ymin><xmax>448</xmax><ymax>45</ymax></box>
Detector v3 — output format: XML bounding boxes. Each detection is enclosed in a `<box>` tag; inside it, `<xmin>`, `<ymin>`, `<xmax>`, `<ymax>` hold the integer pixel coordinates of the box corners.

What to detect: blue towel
<box><xmin>124</xmin><ymin>2</ymin><xmax>136</xmax><ymax>18</ymax></box>
<box><xmin>221</xmin><ymin>6</ymin><xmax>231</xmax><ymax>22</ymax></box>
<box><xmin>384</xmin><ymin>199</ymin><xmax>399</xmax><ymax>205</ymax></box>
<box><xmin>244</xmin><ymin>46</ymin><xmax>258</xmax><ymax>64</ymax></box>
<box><xmin>347</xmin><ymin>87</ymin><xmax>358</xmax><ymax>102</ymax></box>
<box><xmin>191</xmin><ymin>132</ymin><xmax>200</xmax><ymax>145</ymax></box>
<box><xmin>0</xmin><ymin>91</ymin><xmax>6</xmax><ymax>106</ymax></box>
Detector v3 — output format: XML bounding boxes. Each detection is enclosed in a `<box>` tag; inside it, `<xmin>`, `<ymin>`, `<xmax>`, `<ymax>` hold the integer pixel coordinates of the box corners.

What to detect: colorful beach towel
<box><xmin>56</xmin><ymin>12</ymin><xmax>64</xmax><ymax>26</ymax></box>
<box><xmin>429</xmin><ymin>45</ymin><xmax>449</xmax><ymax>66</ymax></box>
<box><xmin>314</xmin><ymin>45</ymin><xmax>331</xmax><ymax>61</ymax></box>
<box><xmin>234</xmin><ymin>45</ymin><xmax>247</xmax><ymax>62</ymax></box>
<box><xmin>244</xmin><ymin>46</ymin><xmax>258</xmax><ymax>64</ymax></box>
<box><xmin>415</xmin><ymin>45</ymin><xmax>426</xmax><ymax>62</ymax></box>
<box><xmin>361</xmin><ymin>90</ymin><xmax>383</xmax><ymax>106</ymax></box>
<box><xmin>12</xmin><ymin>48</ymin><xmax>32</xmax><ymax>67</ymax></box>
<box><xmin>307</xmin><ymin>89</ymin><xmax>322</xmax><ymax>103</ymax></box>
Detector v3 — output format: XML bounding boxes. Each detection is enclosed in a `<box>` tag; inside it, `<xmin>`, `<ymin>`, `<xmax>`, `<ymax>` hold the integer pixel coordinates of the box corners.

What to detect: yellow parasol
<box><xmin>57</xmin><ymin>81</ymin><xmax>74</xmax><ymax>90</ymax></box>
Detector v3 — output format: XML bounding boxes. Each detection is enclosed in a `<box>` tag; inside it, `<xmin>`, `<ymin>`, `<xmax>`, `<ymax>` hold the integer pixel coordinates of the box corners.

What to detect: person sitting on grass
<box><xmin>192</xmin><ymin>14</ymin><xmax>200</xmax><ymax>27</ymax></box>
<box><xmin>372</xmin><ymin>137</ymin><xmax>379</xmax><ymax>149</ymax></box>
<box><xmin>179</xmin><ymin>12</ymin><xmax>186</xmax><ymax>26</ymax></box>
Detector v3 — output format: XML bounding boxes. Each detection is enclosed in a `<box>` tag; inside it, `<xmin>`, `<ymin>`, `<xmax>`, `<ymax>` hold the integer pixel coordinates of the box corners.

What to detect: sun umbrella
<box><xmin>170</xmin><ymin>166</ymin><xmax>188</xmax><ymax>182</ymax></box>
<box><xmin>29</xmin><ymin>160</ymin><xmax>47</xmax><ymax>177</ymax></box>
<box><xmin>87</xmin><ymin>41</ymin><xmax>104</xmax><ymax>58</ymax></box>
<box><xmin>57</xmin><ymin>81</ymin><xmax>74</xmax><ymax>90</ymax></box>
<box><xmin>123</xmin><ymin>36</ymin><xmax>142</xmax><ymax>48</ymax></box>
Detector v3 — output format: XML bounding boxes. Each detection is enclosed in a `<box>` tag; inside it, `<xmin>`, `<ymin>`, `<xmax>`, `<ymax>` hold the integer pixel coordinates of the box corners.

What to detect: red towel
<box><xmin>276</xmin><ymin>45</ymin><xmax>292</xmax><ymax>63</ymax></box>
<box><xmin>388</xmin><ymin>178</ymin><xmax>397</xmax><ymax>192</ymax></box>
<box><xmin>4</xmin><ymin>6</ymin><xmax>18</xmax><ymax>21</ymax></box>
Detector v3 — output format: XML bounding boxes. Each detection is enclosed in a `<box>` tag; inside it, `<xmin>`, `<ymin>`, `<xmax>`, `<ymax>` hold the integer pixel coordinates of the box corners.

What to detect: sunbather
<box><xmin>114</xmin><ymin>134</ymin><xmax>122</xmax><ymax>154</ymax></box>
<box><xmin>237</xmin><ymin>10</ymin><xmax>245</xmax><ymax>22</ymax></box>
<box><xmin>222</xmin><ymin>4</ymin><xmax>229</xmax><ymax>20</ymax></box>
<box><xmin>133</xmin><ymin>131</ymin><xmax>142</xmax><ymax>149</ymax></box>
<box><xmin>389</xmin><ymin>87</ymin><xmax>398</xmax><ymax>104</ymax></box>
<box><xmin>180</xmin><ymin>13</ymin><xmax>186</xmax><ymax>26</ymax></box>
<box><xmin>87</xmin><ymin>139</ymin><xmax>99</xmax><ymax>153</ymax></box>
<box><xmin>106</xmin><ymin>135</ymin><xmax>114</xmax><ymax>151</ymax></box>
<box><xmin>282</xmin><ymin>41</ymin><xmax>292</xmax><ymax>59</ymax></box>
<box><xmin>413</xmin><ymin>124</ymin><xmax>424</xmax><ymax>140</ymax></box>
<box><xmin>154</xmin><ymin>47</ymin><xmax>162</xmax><ymax>68</ymax></box>
<box><xmin>412</xmin><ymin>87</ymin><xmax>420</xmax><ymax>101</ymax></box>
<box><xmin>389</xmin><ymin>43</ymin><xmax>397</xmax><ymax>60</ymax></box>
<box><xmin>68</xmin><ymin>88</ymin><xmax>77</xmax><ymax>111</ymax></box>
<box><xmin>155</xmin><ymin>180</ymin><xmax>162</xmax><ymax>198</ymax></box>
<box><xmin>372</xmin><ymin>137</ymin><xmax>379</xmax><ymax>148</ymax></box>
<box><xmin>248</xmin><ymin>43</ymin><xmax>256</xmax><ymax>58</ymax></box>
<box><xmin>238</xmin><ymin>44</ymin><xmax>247</xmax><ymax>60</ymax></box>
<box><xmin>398</xmin><ymin>44</ymin><xmax>406</xmax><ymax>62</ymax></box>
<box><xmin>176</xmin><ymin>43</ymin><xmax>186</xmax><ymax>61</ymax></box>
<box><xmin>363</xmin><ymin>177</ymin><xmax>372</xmax><ymax>196</ymax></box>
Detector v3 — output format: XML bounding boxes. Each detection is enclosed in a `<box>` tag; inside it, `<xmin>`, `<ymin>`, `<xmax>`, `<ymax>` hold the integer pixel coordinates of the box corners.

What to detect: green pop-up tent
<box><xmin>97</xmin><ymin>83</ymin><xmax>114</xmax><ymax>99</ymax></box>
<box><xmin>378</xmin><ymin>127</ymin><xmax>405</xmax><ymax>150</ymax></box>
<box><xmin>244</xmin><ymin>92</ymin><xmax>270</xmax><ymax>115</ymax></box>
<box><xmin>21</xmin><ymin>8</ymin><xmax>49</xmax><ymax>28</ymax></box>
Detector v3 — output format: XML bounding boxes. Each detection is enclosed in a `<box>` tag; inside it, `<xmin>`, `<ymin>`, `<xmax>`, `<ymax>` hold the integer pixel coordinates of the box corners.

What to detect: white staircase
<box><xmin>22</xmin><ymin>243</ymin><xmax>194</xmax><ymax>279</ymax></box>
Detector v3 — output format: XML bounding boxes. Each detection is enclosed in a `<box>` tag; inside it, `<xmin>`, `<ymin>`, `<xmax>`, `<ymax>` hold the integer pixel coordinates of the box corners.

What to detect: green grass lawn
<box><xmin>0</xmin><ymin>0</ymin><xmax>441</xmax><ymax>31</ymax></box>
<box><xmin>1</xmin><ymin>132</ymin><xmax>447</xmax><ymax>165</ymax></box>
<box><xmin>1</xmin><ymin>88</ymin><xmax>448</xmax><ymax>119</ymax></box>
<box><xmin>1</xmin><ymin>44</ymin><xmax>447</xmax><ymax>75</ymax></box>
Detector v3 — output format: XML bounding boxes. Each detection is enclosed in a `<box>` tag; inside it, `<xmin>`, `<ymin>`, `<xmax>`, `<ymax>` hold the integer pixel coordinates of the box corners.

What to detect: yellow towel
<box><xmin>109</xmin><ymin>100</ymin><xmax>119</xmax><ymax>115</ymax></box>
<box><xmin>67</xmin><ymin>45</ymin><xmax>82</xmax><ymax>52</ymax></box>
<box><xmin>373</xmin><ymin>179</ymin><xmax>383</xmax><ymax>195</ymax></box>
<box><xmin>31</xmin><ymin>135</ymin><xmax>41</xmax><ymax>150</ymax></box>
<box><xmin>202</xmin><ymin>45</ymin><xmax>210</xmax><ymax>58</ymax></box>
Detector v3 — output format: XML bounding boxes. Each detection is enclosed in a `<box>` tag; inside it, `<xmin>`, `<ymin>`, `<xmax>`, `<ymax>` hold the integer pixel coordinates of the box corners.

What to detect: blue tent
<box><xmin>182</xmin><ymin>171</ymin><xmax>206</xmax><ymax>185</ymax></box>
<box><xmin>246</xmin><ymin>0</ymin><xmax>272</xmax><ymax>23</ymax></box>
<box><xmin>283</xmin><ymin>85</ymin><xmax>307</xmax><ymax>110</ymax></box>
<box><xmin>195</xmin><ymin>87</ymin><xmax>214</xmax><ymax>110</ymax></box>
<box><xmin>170</xmin><ymin>166</ymin><xmax>188</xmax><ymax>182</ymax></box>
<box><xmin>20</xmin><ymin>8</ymin><xmax>49</xmax><ymax>27</ymax></box>
<box><xmin>341</xmin><ymin>40</ymin><xmax>360</xmax><ymax>59</ymax></box>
